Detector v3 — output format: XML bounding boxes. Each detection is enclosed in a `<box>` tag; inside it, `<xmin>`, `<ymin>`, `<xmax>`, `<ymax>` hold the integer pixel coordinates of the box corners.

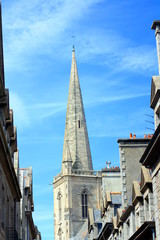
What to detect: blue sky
<box><xmin>2</xmin><ymin>0</ymin><xmax>160</xmax><ymax>239</ymax></box>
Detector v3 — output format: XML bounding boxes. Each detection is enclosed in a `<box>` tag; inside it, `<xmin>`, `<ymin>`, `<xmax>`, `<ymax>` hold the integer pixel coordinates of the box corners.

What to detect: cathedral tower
<box><xmin>53</xmin><ymin>49</ymin><xmax>101</xmax><ymax>240</ymax></box>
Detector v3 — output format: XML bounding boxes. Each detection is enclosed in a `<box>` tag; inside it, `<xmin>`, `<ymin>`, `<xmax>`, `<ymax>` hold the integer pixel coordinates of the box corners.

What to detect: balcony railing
<box><xmin>6</xmin><ymin>227</ymin><xmax>18</xmax><ymax>240</ymax></box>
<box><xmin>54</xmin><ymin>170</ymin><xmax>102</xmax><ymax>181</ymax></box>
<box><xmin>71</xmin><ymin>169</ymin><xmax>101</xmax><ymax>176</ymax></box>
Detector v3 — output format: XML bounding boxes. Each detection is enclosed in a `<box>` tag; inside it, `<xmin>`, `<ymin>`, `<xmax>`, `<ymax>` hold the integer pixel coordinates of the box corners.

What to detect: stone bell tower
<box><xmin>53</xmin><ymin>48</ymin><xmax>101</xmax><ymax>240</ymax></box>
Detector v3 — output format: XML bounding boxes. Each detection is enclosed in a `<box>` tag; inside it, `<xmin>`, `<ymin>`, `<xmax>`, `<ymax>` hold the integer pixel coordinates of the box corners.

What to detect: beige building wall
<box><xmin>54</xmin><ymin>173</ymin><xmax>101</xmax><ymax>240</ymax></box>
<box><xmin>118</xmin><ymin>137</ymin><xmax>150</xmax><ymax>208</ymax></box>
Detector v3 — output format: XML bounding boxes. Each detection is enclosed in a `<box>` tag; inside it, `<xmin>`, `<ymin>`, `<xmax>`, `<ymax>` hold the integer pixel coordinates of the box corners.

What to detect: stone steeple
<box><xmin>62</xmin><ymin>48</ymin><xmax>93</xmax><ymax>172</ymax></box>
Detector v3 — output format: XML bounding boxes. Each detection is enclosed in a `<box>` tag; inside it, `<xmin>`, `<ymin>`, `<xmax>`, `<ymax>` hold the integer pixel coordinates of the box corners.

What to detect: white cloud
<box><xmin>95</xmin><ymin>92</ymin><xmax>150</xmax><ymax>104</ymax></box>
<box><xmin>2</xmin><ymin>0</ymin><xmax>156</xmax><ymax>74</ymax></box>
<box><xmin>9</xmin><ymin>89</ymin><xmax>149</xmax><ymax>132</ymax></box>
<box><xmin>9</xmin><ymin>91</ymin><xmax>66</xmax><ymax>130</ymax></box>
<box><xmin>10</xmin><ymin>92</ymin><xmax>30</xmax><ymax>129</ymax></box>
<box><xmin>75</xmin><ymin>30</ymin><xmax>157</xmax><ymax>73</ymax></box>
<box><xmin>3</xmin><ymin>0</ymin><xmax>103</xmax><ymax>70</ymax></box>
<box><xmin>27</xmin><ymin>102</ymin><xmax>66</xmax><ymax>119</ymax></box>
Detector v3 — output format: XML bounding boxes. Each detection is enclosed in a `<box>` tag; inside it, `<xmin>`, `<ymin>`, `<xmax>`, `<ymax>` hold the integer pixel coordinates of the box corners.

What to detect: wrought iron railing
<box><xmin>6</xmin><ymin>227</ymin><xmax>18</xmax><ymax>240</ymax></box>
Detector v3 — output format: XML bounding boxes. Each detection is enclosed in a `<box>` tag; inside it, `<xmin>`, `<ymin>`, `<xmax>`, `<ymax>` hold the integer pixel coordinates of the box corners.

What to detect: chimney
<box><xmin>133</xmin><ymin>134</ymin><xmax>136</xmax><ymax>139</ymax></box>
<box><xmin>130</xmin><ymin>133</ymin><xmax>132</xmax><ymax>138</ymax></box>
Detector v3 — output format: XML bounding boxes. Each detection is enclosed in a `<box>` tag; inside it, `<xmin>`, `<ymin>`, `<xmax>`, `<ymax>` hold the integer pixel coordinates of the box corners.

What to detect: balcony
<box><xmin>6</xmin><ymin>227</ymin><xmax>18</xmax><ymax>240</ymax></box>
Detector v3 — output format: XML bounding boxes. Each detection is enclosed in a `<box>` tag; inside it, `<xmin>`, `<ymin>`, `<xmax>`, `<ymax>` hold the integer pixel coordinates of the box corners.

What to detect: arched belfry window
<box><xmin>81</xmin><ymin>190</ymin><xmax>88</xmax><ymax>218</ymax></box>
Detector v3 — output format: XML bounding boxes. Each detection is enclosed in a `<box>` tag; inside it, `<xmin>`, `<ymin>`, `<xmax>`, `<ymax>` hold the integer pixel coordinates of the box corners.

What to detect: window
<box><xmin>78</xmin><ymin>120</ymin><xmax>81</xmax><ymax>128</ymax></box>
<box><xmin>114</xmin><ymin>204</ymin><xmax>121</xmax><ymax>216</ymax></box>
<box><xmin>57</xmin><ymin>192</ymin><xmax>62</xmax><ymax>221</ymax></box>
<box><xmin>81</xmin><ymin>190</ymin><xmax>88</xmax><ymax>218</ymax></box>
<box><xmin>136</xmin><ymin>211</ymin><xmax>140</xmax><ymax>230</ymax></box>
<box><xmin>144</xmin><ymin>195</ymin><xmax>149</xmax><ymax>220</ymax></box>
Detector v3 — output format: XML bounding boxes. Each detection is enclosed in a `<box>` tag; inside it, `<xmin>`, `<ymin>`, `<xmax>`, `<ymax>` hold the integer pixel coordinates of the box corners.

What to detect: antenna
<box><xmin>145</xmin><ymin>127</ymin><xmax>154</xmax><ymax>131</ymax></box>
<box><xmin>145</xmin><ymin>114</ymin><xmax>154</xmax><ymax>118</ymax></box>
<box><xmin>106</xmin><ymin>161</ymin><xmax>111</xmax><ymax>169</ymax></box>
<box><xmin>145</xmin><ymin>120</ymin><xmax>154</xmax><ymax>125</ymax></box>
<box><xmin>145</xmin><ymin>113</ymin><xmax>154</xmax><ymax>131</ymax></box>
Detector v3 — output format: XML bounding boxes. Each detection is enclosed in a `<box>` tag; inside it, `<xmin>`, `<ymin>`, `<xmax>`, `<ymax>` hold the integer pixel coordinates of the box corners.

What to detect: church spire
<box><xmin>62</xmin><ymin>48</ymin><xmax>93</xmax><ymax>172</ymax></box>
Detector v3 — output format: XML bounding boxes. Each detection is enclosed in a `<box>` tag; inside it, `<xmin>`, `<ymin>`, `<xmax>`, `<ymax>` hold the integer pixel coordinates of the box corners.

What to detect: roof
<box><xmin>117</xmin><ymin>138</ymin><xmax>150</xmax><ymax>144</ymax></box>
<box><xmin>140</xmin><ymin>166</ymin><xmax>152</xmax><ymax>193</ymax></box>
<box><xmin>93</xmin><ymin>209</ymin><xmax>101</xmax><ymax>223</ymax></box>
<box><xmin>140</xmin><ymin>124</ymin><xmax>160</xmax><ymax>167</ymax></box>
<box><xmin>151</xmin><ymin>20</ymin><xmax>160</xmax><ymax>30</ymax></box>
<box><xmin>120</xmin><ymin>205</ymin><xmax>133</xmax><ymax>222</ymax></box>
<box><xmin>132</xmin><ymin>181</ymin><xmax>143</xmax><ymax>206</ymax></box>
<box><xmin>110</xmin><ymin>193</ymin><xmax>122</xmax><ymax>205</ymax></box>
<box><xmin>106</xmin><ymin>192</ymin><xmax>112</xmax><ymax>203</ymax></box>
<box><xmin>88</xmin><ymin>208</ymin><xmax>101</xmax><ymax>226</ymax></box>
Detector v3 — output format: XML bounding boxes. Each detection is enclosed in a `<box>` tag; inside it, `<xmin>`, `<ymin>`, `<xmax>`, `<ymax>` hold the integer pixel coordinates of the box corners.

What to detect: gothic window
<box><xmin>81</xmin><ymin>190</ymin><xmax>88</xmax><ymax>218</ymax></box>
<box><xmin>57</xmin><ymin>192</ymin><xmax>62</xmax><ymax>221</ymax></box>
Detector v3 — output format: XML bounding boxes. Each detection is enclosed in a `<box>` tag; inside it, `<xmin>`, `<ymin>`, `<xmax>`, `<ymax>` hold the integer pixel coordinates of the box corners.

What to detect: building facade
<box><xmin>0</xmin><ymin>2</ymin><xmax>41</xmax><ymax>240</ymax></box>
<box><xmin>118</xmin><ymin>136</ymin><xmax>150</xmax><ymax>209</ymax></box>
<box><xmin>86</xmin><ymin>19</ymin><xmax>160</xmax><ymax>240</ymax></box>
<box><xmin>19</xmin><ymin>168</ymin><xmax>36</xmax><ymax>240</ymax></box>
<box><xmin>0</xmin><ymin>2</ymin><xmax>21</xmax><ymax>239</ymax></box>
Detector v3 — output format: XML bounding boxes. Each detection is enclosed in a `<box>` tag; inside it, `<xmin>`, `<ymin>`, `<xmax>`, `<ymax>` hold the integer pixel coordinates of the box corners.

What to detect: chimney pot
<box><xmin>130</xmin><ymin>133</ymin><xmax>132</xmax><ymax>139</ymax></box>
<box><xmin>133</xmin><ymin>134</ymin><xmax>136</xmax><ymax>139</ymax></box>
